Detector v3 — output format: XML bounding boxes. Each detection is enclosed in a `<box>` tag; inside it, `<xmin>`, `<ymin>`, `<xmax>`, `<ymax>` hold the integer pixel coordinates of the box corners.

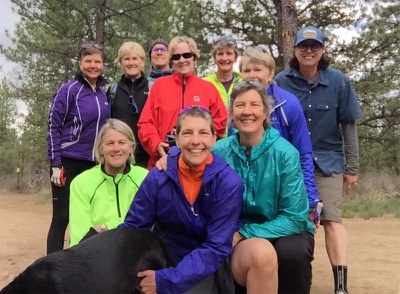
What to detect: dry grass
<box><xmin>343</xmin><ymin>173</ymin><xmax>400</xmax><ymax>218</ymax></box>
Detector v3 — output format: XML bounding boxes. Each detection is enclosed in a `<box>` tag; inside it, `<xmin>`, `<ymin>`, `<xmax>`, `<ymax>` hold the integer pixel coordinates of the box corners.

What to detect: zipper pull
<box><xmin>191</xmin><ymin>206</ymin><xmax>199</xmax><ymax>216</ymax></box>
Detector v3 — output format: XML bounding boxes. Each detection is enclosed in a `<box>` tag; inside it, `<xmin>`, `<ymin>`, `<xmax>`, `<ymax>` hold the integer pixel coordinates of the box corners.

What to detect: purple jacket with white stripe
<box><xmin>47</xmin><ymin>72</ymin><xmax>109</xmax><ymax>167</ymax></box>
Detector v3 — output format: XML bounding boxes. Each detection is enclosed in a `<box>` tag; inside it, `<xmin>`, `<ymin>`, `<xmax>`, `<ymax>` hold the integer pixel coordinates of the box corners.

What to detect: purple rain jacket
<box><xmin>47</xmin><ymin>72</ymin><xmax>109</xmax><ymax>167</ymax></box>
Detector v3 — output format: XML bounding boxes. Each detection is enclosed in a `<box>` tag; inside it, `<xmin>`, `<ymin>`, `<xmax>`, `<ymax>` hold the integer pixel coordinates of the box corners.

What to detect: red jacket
<box><xmin>138</xmin><ymin>71</ymin><xmax>228</xmax><ymax>169</ymax></box>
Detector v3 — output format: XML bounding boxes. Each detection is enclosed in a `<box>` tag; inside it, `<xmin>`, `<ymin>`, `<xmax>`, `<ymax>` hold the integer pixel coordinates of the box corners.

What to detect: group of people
<box><xmin>46</xmin><ymin>26</ymin><xmax>361</xmax><ymax>294</ymax></box>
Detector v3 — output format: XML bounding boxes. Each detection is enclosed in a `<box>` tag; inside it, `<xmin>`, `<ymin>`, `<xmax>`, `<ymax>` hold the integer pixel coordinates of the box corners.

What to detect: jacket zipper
<box><xmin>115</xmin><ymin>182</ymin><xmax>121</xmax><ymax>217</ymax></box>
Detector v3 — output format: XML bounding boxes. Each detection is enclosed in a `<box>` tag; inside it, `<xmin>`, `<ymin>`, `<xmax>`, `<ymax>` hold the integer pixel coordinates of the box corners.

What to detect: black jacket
<box><xmin>107</xmin><ymin>73</ymin><xmax>149</xmax><ymax>168</ymax></box>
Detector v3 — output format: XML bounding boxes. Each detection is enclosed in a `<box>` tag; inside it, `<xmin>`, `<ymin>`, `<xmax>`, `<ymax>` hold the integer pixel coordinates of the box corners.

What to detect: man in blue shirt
<box><xmin>275</xmin><ymin>26</ymin><xmax>362</xmax><ymax>294</ymax></box>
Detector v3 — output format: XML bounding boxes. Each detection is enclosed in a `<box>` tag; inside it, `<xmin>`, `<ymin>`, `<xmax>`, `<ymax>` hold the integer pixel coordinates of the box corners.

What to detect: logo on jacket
<box><xmin>193</xmin><ymin>96</ymin><xmax>200</xmax><ymax>102</ymax></box>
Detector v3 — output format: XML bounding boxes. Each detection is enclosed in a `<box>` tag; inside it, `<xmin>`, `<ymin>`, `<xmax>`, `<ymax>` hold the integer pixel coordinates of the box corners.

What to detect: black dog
<box><xmin>1</xmin><ymin>227</ymin><xmax>174</xmax><ymax>294</ymax></box>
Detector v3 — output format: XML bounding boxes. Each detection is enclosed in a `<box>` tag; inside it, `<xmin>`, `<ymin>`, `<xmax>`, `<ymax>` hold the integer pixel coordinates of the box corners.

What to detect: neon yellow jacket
<box><xmin>203</xmin><ymin>71</ymin><xmax>242</xmax><ymax>107</ymax></box>
<box><xmin>69</xmin><ymin>164</ymin><xmax>148</xmax><ymax>246</ymax></box>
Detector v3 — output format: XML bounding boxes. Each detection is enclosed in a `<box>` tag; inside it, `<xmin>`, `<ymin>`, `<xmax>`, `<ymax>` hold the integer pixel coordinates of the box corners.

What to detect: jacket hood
<box><xmin>166</xmin><ymin>146</ymin><xmax>229</xmax><ymax>185</ymax></box>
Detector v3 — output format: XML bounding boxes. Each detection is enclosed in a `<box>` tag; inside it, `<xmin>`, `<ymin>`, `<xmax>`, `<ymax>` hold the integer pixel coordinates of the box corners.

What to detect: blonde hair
<box><xmin>168</xmin><ymin>36</ymin><xmax>200</xmax><ymax>61</ymax></box>
<box><xmin>115</xmin><ymin>41</ymin><xmax>146</xmax><ymax>66</ymax></box>
<box><xmin>239</xmin><ymin>47</ymin><xmax>275</xmax><ymax>74</ymax></box>
<box><xmin>94</xmin><ymin>119</ymin><xmax>136</xmax><ymax>164</ymax></box>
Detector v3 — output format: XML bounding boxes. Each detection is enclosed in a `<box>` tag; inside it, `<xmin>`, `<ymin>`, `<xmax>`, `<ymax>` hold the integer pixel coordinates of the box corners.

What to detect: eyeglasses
<box><xmin>152</xmin><ymin>46</ymin><xmax>168</xmax><ymax>53</ymax></box>
<box><xmin>80</xmin><ymin>43</ymin><xmax>103</xmax><ymax>51</ymax></box>
<box><xmin>170</xmin><ymin>52</ymin><xmax>193</xmax><ymax>61</ymax></box>
<box><xmin>128</xmin><ymin>96</ymin><xmax>139</xmax><ymax>114</ymax></box>
<box><xmin>179</xmin><ymin>105</ymin><xmax>211</xmax><ymax>115</ymax></box>
<box><xmin>296</xmin><ymin>43</ymin><xmax>323</xmax><ymax>52</ymax></box>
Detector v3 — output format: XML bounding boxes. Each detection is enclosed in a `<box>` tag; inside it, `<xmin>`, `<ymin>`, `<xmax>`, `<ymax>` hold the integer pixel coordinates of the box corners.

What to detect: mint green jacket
<box><xmin>203</xmin><ymin>72</ymin><xmax>242</xmax><ymax>107</ymax></box>
<box><xmin>213</xmin><ymin>128</ymin><xmax>314</xmax><ymax>240</ymax></box>
<box><xmin>69</xmin><ymin>164</ymin><xmax>148</xmax><ymax>246</ymax></box>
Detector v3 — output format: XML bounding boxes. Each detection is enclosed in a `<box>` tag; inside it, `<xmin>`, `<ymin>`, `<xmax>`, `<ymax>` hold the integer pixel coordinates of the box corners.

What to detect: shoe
<box><xmin>335</xmin><ymin>290</ymin><xmax>348</xmax><ymax>294</ymax></box>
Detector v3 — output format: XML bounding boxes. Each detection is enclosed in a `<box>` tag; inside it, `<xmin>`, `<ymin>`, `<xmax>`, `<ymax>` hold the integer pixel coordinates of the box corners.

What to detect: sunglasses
<box><xmin>128</xmin><ymin>96</ymin><xmax>139</xmax><ymax>114</ymax></box>
<box><xmin>170</xmin><ymin>52</ymin><xmax>193</xmax><ymax>61</ymax></box>
<box><xmin>296</xmin><ymin>43</ymin><xmax>323</xmax><ymax>52</ymax></box>
<box><xmin>80</xmin><ymin>43</ymin><xmax>103</xmax><ymax>51</ymax></box>
<box><xmin>179</xmin><ymin>105</ymin><xmax>211</xmax><ymax>115</ymax></box>
<box><xmin>152</xmin><ymin>46</ymin><xmax>168</xmax><ymax>53</ymax></box>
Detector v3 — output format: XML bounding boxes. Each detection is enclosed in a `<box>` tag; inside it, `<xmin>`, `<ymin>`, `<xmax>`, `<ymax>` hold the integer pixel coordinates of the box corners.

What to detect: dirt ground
<box><xmin>0</xmin><ymin>190</ymin><xmax>399</xmax><ymax>293</ymax></box>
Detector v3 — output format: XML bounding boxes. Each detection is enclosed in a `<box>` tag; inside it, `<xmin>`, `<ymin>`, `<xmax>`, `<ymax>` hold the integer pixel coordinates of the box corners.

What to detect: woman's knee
<box><xmin>232</xmin><ymin>238</ymin><xmax>277</xmax><ymax>284</ymax></box>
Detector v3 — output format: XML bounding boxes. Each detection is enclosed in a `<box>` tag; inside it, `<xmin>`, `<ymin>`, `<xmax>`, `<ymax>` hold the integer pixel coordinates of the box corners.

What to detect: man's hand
<box><xmin>51</xmin><ymin>167</ymin><xmax>66</xmax><ymax>187</ymax></box>
<box><xmin>137</xmin><ymin>270</ymin><xmax>156</xmax><ymax>294</ymax></box>
<box><xmin>344</xmin><ymin>174</ymin><xmax>358</xmax><ymax>193</ymax></box>
<box><xmin>157</xmin><ymin>142</ymin><xmax>170</xmax><ymax>158</ymax></box>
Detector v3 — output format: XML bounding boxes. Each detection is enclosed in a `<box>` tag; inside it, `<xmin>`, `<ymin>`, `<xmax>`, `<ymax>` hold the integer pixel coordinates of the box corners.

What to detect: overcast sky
<box><xmin>0</xmin><ymin>0</ymin><xmax>20</xmax><ymax>79</ymax></box>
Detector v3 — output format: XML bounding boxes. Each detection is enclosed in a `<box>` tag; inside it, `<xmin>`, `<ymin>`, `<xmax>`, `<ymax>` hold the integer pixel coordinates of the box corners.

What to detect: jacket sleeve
<box><xmin>47</xmin><ymin>84</ymin><xmax>69</xmax><ymax>167</ymax></box>
<box><xmin>239</xmin><ymin>151</ymin><xmax>311</xmax><ymax>240</ymax></box>
<box><xmin>155</xmin><ymin>171</ymin><xmax>243</xmax><ymax>294</ymax></box>
<box><xmin>120</xmin><ymin>171</ymin><xmax>158</xmax><ymax>229</ymax></box>
<box><xmin>207</xmin><ymin>82</ymin><xmax>228</xmax><ymax>138</ymax></box>
<box><xmin>137</xmin><ymin>81</ymin><xmax>164</xmax><ymax>158</ymax></box>
<box><xmin>69</xmin><ymin>175</ymin><xmax>94</xmax><ymax>246</ymax></box>
<box><xmin>286</xmin><ymin>95</ymin><xmax>320</xmax><ymax>207</ymax></box>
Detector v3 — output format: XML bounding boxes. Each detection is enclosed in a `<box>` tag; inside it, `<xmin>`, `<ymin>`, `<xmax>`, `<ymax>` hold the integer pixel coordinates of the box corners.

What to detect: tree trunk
<box><xmin>281</xmin><ymin>0</ymin><xmax>297</xmax><ymax>68</ymax></box>
<box><xmin>95</xmin><ymin>0</ymin><xmax>106</xmax><ymax>45</ymax></box>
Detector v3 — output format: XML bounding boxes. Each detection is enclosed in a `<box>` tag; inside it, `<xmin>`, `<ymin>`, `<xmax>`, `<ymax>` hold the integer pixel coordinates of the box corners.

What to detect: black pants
<box><xmin>47</xmin><ymin>157</ymin><xmax>95</xmax><ymax>254</ymax></box>
<box><xmin>236</xmin><ymin>232</ymin><xmax>314</xmax><ymax>294</ymax></box>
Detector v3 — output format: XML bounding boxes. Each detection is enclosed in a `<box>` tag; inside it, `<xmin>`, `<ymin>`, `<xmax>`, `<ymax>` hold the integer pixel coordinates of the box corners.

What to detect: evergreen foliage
<box><xmin>0</xmin><ymin>0</ymin><xmax>398</xmax><ymax>175</ymax></box>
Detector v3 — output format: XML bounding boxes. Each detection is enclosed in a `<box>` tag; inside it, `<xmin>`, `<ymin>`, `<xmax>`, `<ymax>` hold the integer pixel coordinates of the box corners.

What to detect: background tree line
<box><xmin>0</xmin><ymin>0</ymin><xmax>398</xmax><ymax>177</ymax></box>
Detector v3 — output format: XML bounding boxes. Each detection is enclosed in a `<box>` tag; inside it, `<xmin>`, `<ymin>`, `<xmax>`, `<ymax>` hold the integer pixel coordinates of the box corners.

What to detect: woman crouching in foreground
<box><xmin>122</xmin><ymin>106</ymin><xmax>244</xmax><ymax>294</ymax></box>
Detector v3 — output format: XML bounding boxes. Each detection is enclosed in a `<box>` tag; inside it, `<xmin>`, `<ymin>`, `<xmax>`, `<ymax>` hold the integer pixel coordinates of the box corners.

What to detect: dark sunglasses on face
<box><xmin>152</xmin><ymin>46</ymin><xmax>168</xmax><ymax>53</ymax></box>
<box><xmin>296</xmin><ymin>43</ymin><xmax>323</xmax><ymax>52</ymax></box>
<box><xmin>170</xmin><ymin>52</ymin><xmax>193</xmax><ymax>61</ymax></box>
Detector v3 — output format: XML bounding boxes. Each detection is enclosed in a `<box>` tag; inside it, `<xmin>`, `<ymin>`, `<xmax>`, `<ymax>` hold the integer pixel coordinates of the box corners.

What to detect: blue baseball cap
<box><xmin>295</xmin><ymin>26</ymin><xmax>324</xmax><ymax>47</ymax></box>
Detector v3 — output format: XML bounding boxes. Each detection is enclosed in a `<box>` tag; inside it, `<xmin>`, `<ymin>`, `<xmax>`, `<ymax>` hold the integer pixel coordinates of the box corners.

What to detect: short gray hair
<box><xmin>230</xmin><ymin>80</ymin><xmax>272</xmax><ymax>129</ymax></box>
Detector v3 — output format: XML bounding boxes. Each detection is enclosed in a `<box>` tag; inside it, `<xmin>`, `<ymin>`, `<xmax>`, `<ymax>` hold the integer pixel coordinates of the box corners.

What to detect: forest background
<box><xmin>0</xmin><ymin>0</ymin><xmax>399</xmax><ymax>215</ymax></box>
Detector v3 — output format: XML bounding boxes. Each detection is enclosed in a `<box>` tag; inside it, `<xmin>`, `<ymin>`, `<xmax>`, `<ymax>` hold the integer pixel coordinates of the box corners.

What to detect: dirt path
<box><xmin>0</xmin><ymin>191</ymin><xmax>399</xmax><ymax>293</ymax></box>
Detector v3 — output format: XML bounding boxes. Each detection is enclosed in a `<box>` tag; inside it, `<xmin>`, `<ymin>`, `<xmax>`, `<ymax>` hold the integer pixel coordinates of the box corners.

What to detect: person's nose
<box><xmin>248</xmin><ymin>71</ymin><xmax>258</xmax><ymax>79</ymax></box>
<box><xmin>242</xmin><ymin>104</ymin><xmax>252</xmax><ymax>115</ymax></box>
<box><xmin>190</xmin><ymin>134</ymin><xmax>200</xmax><ymax>145</ymax></box>
<box><xmin>112</xmin><ymin>143</ymin><xmax>120</xmax><ymax>152</ymax></box>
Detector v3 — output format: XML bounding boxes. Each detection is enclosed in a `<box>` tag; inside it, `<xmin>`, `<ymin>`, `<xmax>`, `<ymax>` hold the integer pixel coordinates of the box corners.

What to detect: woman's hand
<box><xmin>137</xmin><ymin>270</ymin><xmax>156</xmax><ymax>294</ymax></box>
<box><xmin>93</xmin><ymin>224</ymin><xmax>108</xmax><ymax>233</ymax></box>
<box><xmin>155</xmin><ymin>154</ymin><xmax>168</xmax><ymax>171</ymax></box>
<box><xmin>344</xmin><ymin>174</ymin><xmax>358</xmax><ymax>193</ymax></box>
<box><xmin>157</xmin><ymin>142</ymin><xmax>170</xmax><ymax>158</ymax></box>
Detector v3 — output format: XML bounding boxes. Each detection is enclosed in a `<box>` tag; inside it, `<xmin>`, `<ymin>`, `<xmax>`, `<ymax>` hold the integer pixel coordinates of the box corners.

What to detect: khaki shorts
<box><xmin>314</xmin><ymin>167</ymin><xmax>344</xmax><ymax>223</ymax></box>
